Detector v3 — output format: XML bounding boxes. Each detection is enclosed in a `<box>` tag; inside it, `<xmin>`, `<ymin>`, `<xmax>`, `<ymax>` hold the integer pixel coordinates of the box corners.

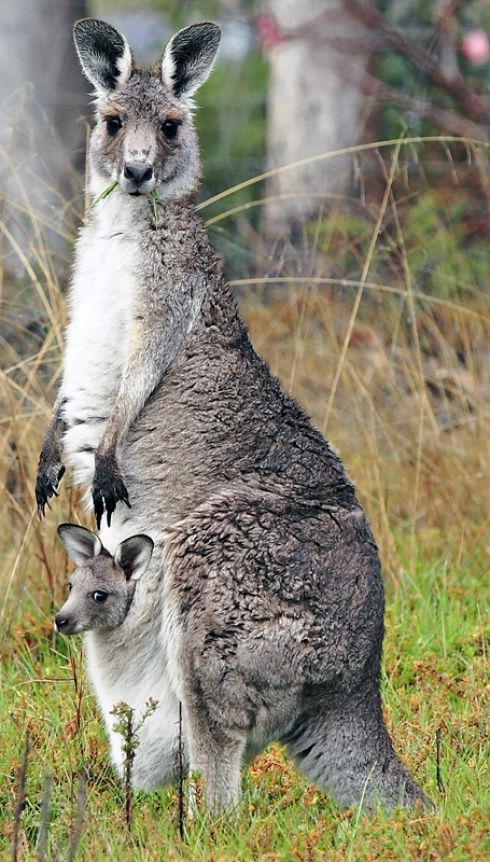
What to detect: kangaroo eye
<box><xmin>93</xmin><ymin>591</ymin><xmax>108</xmax><ymax>603</ymax></box>
<box><xmin>161</xmin><ymin>119</ymin><xmax>179</xmax><ymax>140</ymax></box>
<box><xmin>67</xmin><ymin>582</ymin><xmax>72</xmax><ymax>593</ymax></box>
<box><xmin>106</xmin><ymin>116</ymin><xmax>122</xmax><ymax>136</ymax></box>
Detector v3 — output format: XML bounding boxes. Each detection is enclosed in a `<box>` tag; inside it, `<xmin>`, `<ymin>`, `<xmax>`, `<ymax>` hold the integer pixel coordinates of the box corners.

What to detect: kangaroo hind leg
<box><xmin>184</xmin><ymin>694</ymin><xmax>246</xmax><ymax>816</ymax></box>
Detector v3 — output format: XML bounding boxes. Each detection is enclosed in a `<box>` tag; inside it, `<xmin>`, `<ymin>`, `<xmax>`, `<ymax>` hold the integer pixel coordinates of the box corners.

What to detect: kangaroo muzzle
<box><xmin>120</xmin><ymin>130</ymin><xmax>157</xmax><ymax>195</ymax></box>
<box><xmin>122</xmin><ymin>161</ymin><xmax>155</xmax><ymax>195</ymax></box>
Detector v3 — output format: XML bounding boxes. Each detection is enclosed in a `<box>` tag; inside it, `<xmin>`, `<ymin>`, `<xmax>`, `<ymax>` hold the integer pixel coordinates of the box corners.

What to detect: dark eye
<box><xmin>92</xmin><ymin>591</ymin><xmax>108</xmax><ymax>603</ymax></box>
<box><xmin>106</xmin><ymin>116</ymin><xmax>122</xmax><ymax>136</ymax></box>
<box><xmin>161</xmin><ymin>119</ymin><xmax>179</xmax><ymax>140</ymax></box>
<box><xmin>67</xmin><ymin>582</ymin><xmax>72</xmax><ymax>593</ymax></box>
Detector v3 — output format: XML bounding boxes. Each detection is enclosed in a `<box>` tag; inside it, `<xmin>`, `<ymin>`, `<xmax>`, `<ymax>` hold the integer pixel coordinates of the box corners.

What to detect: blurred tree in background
<box><xmin>0</xmin><ymin>0</ymin><xmax>88</xmax><ymax>275</ymax></box>
<box><xmin>262</xmin><ymin>0</ymin><xmax>372</xmax><ymax>237</ymax></box>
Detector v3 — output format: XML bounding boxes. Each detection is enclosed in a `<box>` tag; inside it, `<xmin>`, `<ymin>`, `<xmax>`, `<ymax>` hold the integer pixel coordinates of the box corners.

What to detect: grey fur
<box><xmin>37</xmin><ymin>19</ymin><xmax>431</xmax><ymax>814</ymax></box>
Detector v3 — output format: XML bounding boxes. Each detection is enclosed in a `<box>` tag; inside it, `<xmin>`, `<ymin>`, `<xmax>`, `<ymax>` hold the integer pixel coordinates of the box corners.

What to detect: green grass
<box><xmin>1</xmin><ymin>544</ymin><xmax>488</xmax><ymax>861</ymax></box>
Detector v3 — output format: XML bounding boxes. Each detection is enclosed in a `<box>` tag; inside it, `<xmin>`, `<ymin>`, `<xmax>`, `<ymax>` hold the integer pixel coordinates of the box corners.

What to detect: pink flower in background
<box><xmin>255</xmin><ymin>15</ymin><xmax>285</xmax><ymax>51</ymax></box>
<box><xmin>461</xmin><ymin>28</ymin><xmax>490</xmax><ymax>65</ymax></box>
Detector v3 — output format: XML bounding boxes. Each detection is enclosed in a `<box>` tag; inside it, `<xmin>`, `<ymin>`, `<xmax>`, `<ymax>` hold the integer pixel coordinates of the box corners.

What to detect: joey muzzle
<box><xmin>54</xmin><ymin>611</ymin><xmax>76</xmax><ymax>634</ymax></box>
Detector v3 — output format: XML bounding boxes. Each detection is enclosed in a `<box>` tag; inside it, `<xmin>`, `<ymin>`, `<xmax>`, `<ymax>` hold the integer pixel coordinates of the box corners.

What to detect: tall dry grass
<box><xmin>0</xmin><ymin>136</ymin><xmax>489</xmax><ymax>647</ymax></box>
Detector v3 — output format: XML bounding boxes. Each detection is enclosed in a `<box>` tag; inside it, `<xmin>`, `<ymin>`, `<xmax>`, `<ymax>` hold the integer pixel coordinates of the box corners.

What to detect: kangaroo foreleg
<box><xmin>35</xmin><ymin>394</ymin><xmax>67</xmax><ymax>517</ymax></box>
<box><xmin>92</xmin><ymin>314</ymin><xmax>184</xmax><ymax>528</ymax></box>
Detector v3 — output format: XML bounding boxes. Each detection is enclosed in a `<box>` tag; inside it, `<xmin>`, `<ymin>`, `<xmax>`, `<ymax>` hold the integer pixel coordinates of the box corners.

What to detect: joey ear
<box><xmin>161</xmin><ymin>22</ymin><xmax>221</xmax><ymax>98</ymax></box>
<box><xmin>58</xmin><ymin>524</ymin><xmax>102</xmax><ymax>566</ymax></box>
<box><xmin>73</xmin><ymin>18</ymin><xmax>132</xmax><ymax>95</ymax></box>
<box><xmin>114</xmin><ymin>535</ymin><xmax>154</xmax><ymax>581</ymax></box>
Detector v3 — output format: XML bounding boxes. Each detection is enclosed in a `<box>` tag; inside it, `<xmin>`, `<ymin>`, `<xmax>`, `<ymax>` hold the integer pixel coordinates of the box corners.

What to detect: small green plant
<box><xmin>110</xmin><ymin>698</ymin><xmax>159</xmax><ymax>831</ymax></box>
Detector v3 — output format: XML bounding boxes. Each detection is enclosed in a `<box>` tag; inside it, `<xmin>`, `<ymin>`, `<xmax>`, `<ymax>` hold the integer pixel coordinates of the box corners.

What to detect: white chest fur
<box><xmin>84</xmin><ymin>590</ymin><xmax>183</xmax><ymax>789</ymax></box>
<box><xmin>62</xmin><ymin>199</ymin><xmax>140</xmax><ymax>488</ymax></box>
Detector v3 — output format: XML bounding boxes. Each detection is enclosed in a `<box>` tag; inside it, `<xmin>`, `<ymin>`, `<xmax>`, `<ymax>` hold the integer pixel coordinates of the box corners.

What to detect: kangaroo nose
<box><xmin>55</xmin><ymin>613</ymin><xmax>70</xmax><ymax>632</ymax></box>
<box><xmin>123</xmin><ymin>163</ymin><xmax>153</xmax><ymax>186</ymax></box>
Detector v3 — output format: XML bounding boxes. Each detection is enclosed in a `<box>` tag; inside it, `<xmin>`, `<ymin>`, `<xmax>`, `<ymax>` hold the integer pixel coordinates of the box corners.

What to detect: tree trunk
<box><xmin>264</xmin><ymin>0</ymin><xmax>371</xmax><ymax>237</ymax></box>
<box><xmin>0</xmin><ymin>0</ymin><xmax>88</xmax><ymax>276</ymax></box>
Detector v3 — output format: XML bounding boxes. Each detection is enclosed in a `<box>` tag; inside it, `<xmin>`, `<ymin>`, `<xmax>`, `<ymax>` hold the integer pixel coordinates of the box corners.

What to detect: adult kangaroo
<box><xmin>36</xmin><ymin>18</ymin><xmax>430</xmax><ymax>814</ymax></box>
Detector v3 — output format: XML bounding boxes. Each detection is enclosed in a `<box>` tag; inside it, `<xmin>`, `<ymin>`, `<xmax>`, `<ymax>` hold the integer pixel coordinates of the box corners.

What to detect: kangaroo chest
<box><xmin>61</xmin><ymin>221</ymin><xmax>139</xmax><ymax>484</ymax></box>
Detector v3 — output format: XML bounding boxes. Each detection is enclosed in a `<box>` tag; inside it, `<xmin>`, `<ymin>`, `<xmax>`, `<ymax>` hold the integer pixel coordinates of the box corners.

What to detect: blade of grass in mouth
<box><xmin>92</xmin><ymin>181</ymin><xmax>118</xmax><ymax>206</ymax></box>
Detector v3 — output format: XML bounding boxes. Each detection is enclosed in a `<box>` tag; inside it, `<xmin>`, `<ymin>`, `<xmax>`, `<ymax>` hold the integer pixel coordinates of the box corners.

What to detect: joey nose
<box><xmin>55</xmin><ymin>613</ymin><xmax>70</xmax><ymax>632</ymax></box>
<box><xmin>123</xmin><ymin>163</ymin><xmax>153</xmax><ymax>186</ymax></box>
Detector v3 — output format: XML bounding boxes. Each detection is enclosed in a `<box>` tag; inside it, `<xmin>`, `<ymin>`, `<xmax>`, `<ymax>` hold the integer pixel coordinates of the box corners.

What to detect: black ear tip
<box><xmin>134</xmin><ymin>534</ymin><xmax>154</xmax><ymax>552</ymax></box>
<box><xmin>57</xmin><ymin>523</ymin><xmax>95</xmax><ymax>540</ymax></box>
<box><xmin>200</xmin><ymin>21</ymin><xmax>221</xmax><ymax>44</ymax></box>
<box><xmin>181</xmin><ymin>21</ymin><xmax>221</xmax><ymax>45</ymax></box>
<box><xmin>73</xmin><ymin>17</ymin><xmax>124</xmax><ymax>44</ymax></box>
<box><xmin>205</xmin><ymin>21</ymin><xmax>221</xmax><ymax>34</ymax></box>
<box><xmin>73</xmin><ymin>17</ymin><xmax>97</xmax><ymax>39</ymax></box>
<box><xmin>74</xmin><ymin>17</ymin><xmax>109</xmax><ymax>30</ymax></box>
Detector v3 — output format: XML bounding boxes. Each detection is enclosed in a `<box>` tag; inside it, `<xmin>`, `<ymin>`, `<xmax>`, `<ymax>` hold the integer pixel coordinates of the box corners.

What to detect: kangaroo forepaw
<box><xmin>92</xmin><ymin>462</ymin><xmax>131</xmax><ymax>529</ymax></box>
<box><xmin>35</xmin><ymin>463</ymin><xmax>66</xmax><ymax>518</ymax></box>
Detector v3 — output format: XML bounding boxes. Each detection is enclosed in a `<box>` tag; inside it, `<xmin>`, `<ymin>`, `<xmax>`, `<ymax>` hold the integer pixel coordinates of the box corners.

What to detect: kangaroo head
<box><xmin>55</xmin><ymin>524</ymin><xmax>154</xmax><ymax>635</ymax></box>
<box><xmin>73</xmin><ymin>18</ymin><xmax>221</xmax><ymax>200</ymax></box>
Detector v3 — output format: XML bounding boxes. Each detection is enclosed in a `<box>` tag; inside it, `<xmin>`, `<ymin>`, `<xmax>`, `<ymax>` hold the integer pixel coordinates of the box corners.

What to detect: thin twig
<box><xmin>37</xmin><ymin>773</ymin><xmax>52</xmax><ymax>862</ymax></box>
<box><xmin>436</xmin><ymin>727</ymin><xmax>446</xmax><ymax>794</ymax></box>
<box><xmin>67</xmin><ymin>768</ymin><xmax>88</xmax><ymax>862</ymax></box>
<box><xmin>125</xmin><ymin>709</ymin><xmax>133</xmax><ymax>831</ymax></box>
<box><xmin>11</xmin><ymin>733</ymin><xmax>30</xmax><ymax>862</ymax></box>
<box><xmin>177</xmin><ymin>701</ymin><xmax>184</xmax><ymax>840</ymax></box>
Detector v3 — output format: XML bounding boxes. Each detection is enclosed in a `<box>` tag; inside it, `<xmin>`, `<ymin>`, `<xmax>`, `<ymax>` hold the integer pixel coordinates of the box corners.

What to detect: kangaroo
<box><xmin>36</xmin><ymin>19</ymin><xmax>430</xmax><ymax>813</ymax></box>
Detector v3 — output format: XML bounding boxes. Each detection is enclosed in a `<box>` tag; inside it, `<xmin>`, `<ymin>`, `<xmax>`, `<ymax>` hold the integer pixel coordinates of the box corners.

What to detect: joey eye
<box><xmin>106</xmin><ymin>116</ymin><xmax>122</xmax><ymax>136</ymax></box>
<box><xmin>67</xmin><ymin>582</ymin><xmax>72</xmax><ymax>593</ymax></box>
<box><xmin>161</xmin><ymin>119</ymin><xmax>179</xmax><ymax>140</ymax></box>
<box><xmin>92</xmin><ymin>591</ymin><xmax>108</xmax><ymax>603</ymax></box>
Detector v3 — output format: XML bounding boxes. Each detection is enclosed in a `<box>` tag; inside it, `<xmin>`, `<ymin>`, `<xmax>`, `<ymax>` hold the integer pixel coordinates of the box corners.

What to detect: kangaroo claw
<box><xmin>35</xmin><ymin>464</ymin><xmax>66</xmax><ymax>518</ymax></box>
<box><xmin>92</xmin><ymin>467</ymin><xmax>131</xmax><ymax>529</ymax></box>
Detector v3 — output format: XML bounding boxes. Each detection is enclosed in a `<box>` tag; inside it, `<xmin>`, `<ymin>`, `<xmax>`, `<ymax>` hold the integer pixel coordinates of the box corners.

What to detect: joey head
<box><xmin>55</xmin><ymin>524</ymin><xmax>153</xmax><ymax>634</ymax></box>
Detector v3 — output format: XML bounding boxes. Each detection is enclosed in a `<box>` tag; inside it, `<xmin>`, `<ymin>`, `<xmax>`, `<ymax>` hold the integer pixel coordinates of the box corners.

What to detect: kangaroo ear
<box><xmin>114</xmin><ymin>535</ymin><xmax>154</xmax><ymax>582</ymax></box>
<box><xmin>73</xmin><ymin>18</ymin><xmax>132</xmax><ymax>95</ymax></box>
<box><xmin>58</xmin><ymin>524</ymin><xmax>102</xmax><ymax>566</ymax></box>
<box><xmin>161</xmin><ymin>22</ymin><xmax>221</xmax><ymax>98</ymax></box>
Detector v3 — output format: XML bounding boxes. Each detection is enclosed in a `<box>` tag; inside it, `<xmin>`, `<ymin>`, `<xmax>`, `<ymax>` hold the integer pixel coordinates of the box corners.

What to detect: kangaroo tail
<box><xmin>283</xmin><ymin>684</ymin><xmax>431</xmax><ymax>811</ymax></box>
